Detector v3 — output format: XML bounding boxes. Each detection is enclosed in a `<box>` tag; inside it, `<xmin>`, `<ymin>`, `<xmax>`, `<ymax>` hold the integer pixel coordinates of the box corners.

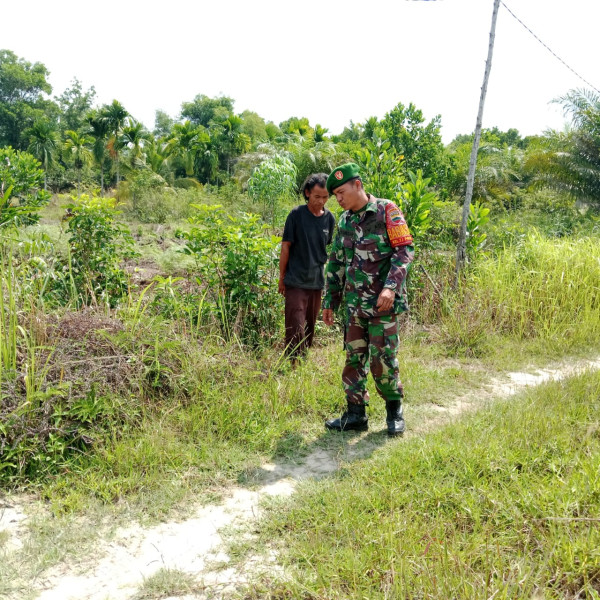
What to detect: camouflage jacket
<box><xmin>322</xmin><ymin>196</ymin><xmax>415</xmax><ymax>319</ymax></box>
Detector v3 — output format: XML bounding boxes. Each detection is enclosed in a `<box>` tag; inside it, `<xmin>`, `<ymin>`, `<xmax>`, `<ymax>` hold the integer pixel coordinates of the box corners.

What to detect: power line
<box><xmin>500</xmin><ymin>0</ymin><xmax>600</xmax><ymax>95</ymax></box>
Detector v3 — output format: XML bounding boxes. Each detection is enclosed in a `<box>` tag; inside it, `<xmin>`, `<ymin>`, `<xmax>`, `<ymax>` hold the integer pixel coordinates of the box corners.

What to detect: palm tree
<box><xmin>166</xmin><ymin>120</ymin><xmax>208</xmax><ymax>178</ymax></box>
<box><xmin>121</xmin><ymin>120</ymin><xmax>149</xmax><ymax>170</ymax></box>
<box><xmin>220</xmin><ymin>115</ymin><xmax>251</xmax><ymax>174</ymax></box>
<box><xmin>285</xmin><ymin>138</ymin><xmax>339</xmax><ymax>189</ymax></box>
<box><xmin>26</xmin><ymin>120</ymin><xmax>60</xmax><ymax>190</ymax></box>
<box><xmin>202</xmin><ymin>141</ymin><xmax>220</xmax><ymax>185</ymax></box>
<box><xmin>529</xmin><ymin>89</ymin><xmax>600</xmax><ymax>205</ymax></box>
<box><xmin>313</xmin><ymin>124</ymin><xmax>329</xmax><ymax>143</ymax></box>
<box><xmin>100</xmin><ymin>100</ymin><xmax>130</xmax><ymax>185</ymax></box>
<box><xmin>86</xmin><ymin>109</ymin><xmax>111</xmax><ymax>195</ymax></box>
<box><xmin>146</xmin><ymin>137</ymin><xmax>171</xmax><ymax>179</ymax></box>
<box><xmin>447</xmin><ymin>141</ymin><xmax>523</xmax><ymax>205</ymax></box>
<box><xmin>64</xmin><ymin>130</ymin><xmax>93</xmax><ymax>196</ymax></box>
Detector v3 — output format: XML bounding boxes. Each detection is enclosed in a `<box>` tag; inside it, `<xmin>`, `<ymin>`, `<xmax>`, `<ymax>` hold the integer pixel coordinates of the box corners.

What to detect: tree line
<box><xmin>1</xmin><ymin>48</ymin><xmax>599</xmax><ymax>211</ymax></box>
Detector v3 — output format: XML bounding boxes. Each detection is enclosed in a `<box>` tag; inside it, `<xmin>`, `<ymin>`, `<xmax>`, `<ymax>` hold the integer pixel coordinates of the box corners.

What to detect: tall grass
<box><xmin>0</xmin><ymin>248</ymin><xmax>18</xmax><ymax>378</ymax></box>
<box><xmin>0</xmin><ymin>244</ymin><xmax>69</xmax><ymax>480</ymax></box>
<box><xmin>436</xmin><ymin>233</ymin><xmax>600</xmax><ymax>354</ymax></box>
<box><xmin>481</xmin><ymin>233</ymin><xmax>600</xmax><ymax>342</ymax></box>
<box><xmin>247</xmin><ymin>370</ymin><xmax>600</xmax><ymax>599</ymax></box>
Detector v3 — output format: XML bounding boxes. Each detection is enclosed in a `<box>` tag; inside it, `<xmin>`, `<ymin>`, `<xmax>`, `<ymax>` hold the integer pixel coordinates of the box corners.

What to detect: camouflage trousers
<box><xmin>342</xmin><ymin>314</ymin><xmax>403</xmax><ymax>406</ymax></box>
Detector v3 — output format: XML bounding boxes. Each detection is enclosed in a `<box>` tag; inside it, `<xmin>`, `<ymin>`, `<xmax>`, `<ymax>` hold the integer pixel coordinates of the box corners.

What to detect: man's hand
<box><xmin>278</xmin><ymin>278</ymin><xmax>285</xmax><ymax>295</ymax></box>
<box><xmin>376</xmin><ymin>287</ymin><xmax>396</xmax><ymax>312</ymax></box>
<box><xmin>322</xmin><ymin>308</ymin><xmax>334</xmax><ymax>326</ymax></box>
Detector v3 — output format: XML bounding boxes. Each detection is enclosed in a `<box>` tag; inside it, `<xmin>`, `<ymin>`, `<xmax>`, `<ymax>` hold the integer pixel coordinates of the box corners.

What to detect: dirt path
<box><xmin>2</xmin><ymin>356</ymin><xmax>599</xmax><ymax>600</ymax></box>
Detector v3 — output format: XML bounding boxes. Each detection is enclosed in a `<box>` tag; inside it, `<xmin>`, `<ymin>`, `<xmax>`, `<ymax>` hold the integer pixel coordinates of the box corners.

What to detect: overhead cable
<box><xmin>500</xmin><ymin>0</ymin><xmax>600</xmax><ymax>95</ymax></box>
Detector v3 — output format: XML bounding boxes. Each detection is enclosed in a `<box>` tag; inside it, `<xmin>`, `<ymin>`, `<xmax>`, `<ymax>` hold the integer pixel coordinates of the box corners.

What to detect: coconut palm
<box><xmin>446</xmin><ymin>140</ymin><xmax>523</xmax><ymax>206</ymax></box>
<box><xmin>26</xmin><ymin>119</ymin><xmax>60</xmax><ymax>190</ymax></box>
<box><xmin>285</xmin><ymin>138</ymin><xmax>339</xmax><ymax>189</ymax></box>
<box><xmin>313</xmin><ymin>124</ymin><xmax>329</xmax><ymax>143</ymax></box>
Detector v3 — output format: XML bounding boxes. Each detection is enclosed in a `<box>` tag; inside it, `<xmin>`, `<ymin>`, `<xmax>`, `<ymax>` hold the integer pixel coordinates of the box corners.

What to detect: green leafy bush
<box><xmin>0</xmin><ymin>147</ymin><xmax>51</xmax><ymax>228</ymax></box>
<box><xmin>398</xmin><ymin>169</ymin><xmax>436</xmax><ymax>244</ymax></box>
<box><xmin>355</xmin><ymin>130</ymin><xmax>404</xmax><ymax>201</ymax></box>
<box><xmin>180</xmin><ymin>204</ymin><xmax>282</xmax><ymax>346</ymax></box>
<box><xmin>60</xmin><ymin>194</ymin><xmax>137</xmax><ymax>307</ymax></box>
<box><xmin>466</xmin><ymin>201</ymin><xmax>490</xmax><ymax>255</ymax></box>
<box><xmin>428</xmin><ymin>198</ymin><xmax>461</xmax><ymax>245</ymax></box>
<box><xmin>123</xmin><ymin>188</ymin><xmax>198</xmax><ymax>224</ymax></box>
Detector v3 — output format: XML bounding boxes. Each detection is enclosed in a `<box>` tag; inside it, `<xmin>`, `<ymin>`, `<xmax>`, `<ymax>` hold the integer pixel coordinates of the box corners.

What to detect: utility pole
<box><xmin>455</xmin><ymin>0</ymin><xmax>501</xmax><ymax>283</ymax></box>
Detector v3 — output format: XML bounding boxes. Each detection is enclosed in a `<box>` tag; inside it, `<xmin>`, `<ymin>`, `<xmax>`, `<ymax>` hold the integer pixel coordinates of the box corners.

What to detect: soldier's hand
<box><xmin>278</xmin><ymin>279</ymin><xmax>285</xmax><ymax>295</ymax></box>
<box><xmin>376</xmin><ymin>287</ymin><xmax>396</xmax><ymax>312</ymax></box>
<box><xmin>322</xmin><ymin>308</ymin><xmax>334</xmax><ymax>326</ymax></box>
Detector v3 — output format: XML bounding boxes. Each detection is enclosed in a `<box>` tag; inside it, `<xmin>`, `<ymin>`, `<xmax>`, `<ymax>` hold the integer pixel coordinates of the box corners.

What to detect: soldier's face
<box><xmin>306</xmin><ymin>185</ymin><xmax>329</xmax><ymax>211</ymax></box>
<box><xmin>333</xmin><ymin>180</ymin><xmax>363</xmax><ymax>212</ymax></box>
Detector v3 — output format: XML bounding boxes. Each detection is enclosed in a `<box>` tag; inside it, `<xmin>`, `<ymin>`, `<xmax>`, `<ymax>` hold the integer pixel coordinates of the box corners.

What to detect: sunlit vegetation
<box><xmin>1</xmin><ymin>47</ymin><xmax>599</xmax><ymax>597</ymax></box>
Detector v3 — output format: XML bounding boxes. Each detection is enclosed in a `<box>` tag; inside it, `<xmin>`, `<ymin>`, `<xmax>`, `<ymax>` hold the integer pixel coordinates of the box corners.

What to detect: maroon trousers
<box><xmin>284</xmin><ymin>287</ymin><xmax>322</xmax><ymax>358</ymax></box>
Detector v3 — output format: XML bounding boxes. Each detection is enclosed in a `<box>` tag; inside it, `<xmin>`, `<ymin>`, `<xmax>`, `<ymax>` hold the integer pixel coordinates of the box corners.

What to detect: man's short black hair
<box><xmin>301</xmin><ymin>173</ymin><xmax>328</xmax><ymax>201</ymax></box>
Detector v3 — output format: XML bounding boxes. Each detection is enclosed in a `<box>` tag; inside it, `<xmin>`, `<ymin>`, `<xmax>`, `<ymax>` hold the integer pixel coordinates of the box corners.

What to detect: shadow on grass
<box><xmin>238</xmin><ymin>426</ymin><xmax>392</xmax><ymax>489</ymax></box>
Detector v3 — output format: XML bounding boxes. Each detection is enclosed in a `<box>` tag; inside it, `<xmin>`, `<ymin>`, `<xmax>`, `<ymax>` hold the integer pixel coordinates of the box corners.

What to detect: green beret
<box><xmin>326</xmin><ymin>163</ymin><xmax>361</xmax><ymax>194</ymax></box>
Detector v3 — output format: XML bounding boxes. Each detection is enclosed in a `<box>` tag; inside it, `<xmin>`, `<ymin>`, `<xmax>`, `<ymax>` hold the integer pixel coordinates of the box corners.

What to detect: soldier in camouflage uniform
<box><xmin>321</xmin><ymin>163</ymin><xmax>414</xmax><ymax>436</ymax></box>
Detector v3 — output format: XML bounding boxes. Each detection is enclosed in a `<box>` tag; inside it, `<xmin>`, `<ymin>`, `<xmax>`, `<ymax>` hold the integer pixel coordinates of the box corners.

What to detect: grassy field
<box><xmin>241</xmin><ymin>369</ymin><xmax>600</xmax><ymax>599</ymax></box>
<box><xmin>1</xmin><ymin>191</ymin><xmax>600</xmax><ymax>598</ymax></box>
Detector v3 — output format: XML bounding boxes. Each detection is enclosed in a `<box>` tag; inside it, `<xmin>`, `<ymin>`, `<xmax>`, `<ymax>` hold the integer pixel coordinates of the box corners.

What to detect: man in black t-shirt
<box><xmin>279</xmin><ymin>173</ymin><xmax>336</xmax><ymax>362</ymax></box>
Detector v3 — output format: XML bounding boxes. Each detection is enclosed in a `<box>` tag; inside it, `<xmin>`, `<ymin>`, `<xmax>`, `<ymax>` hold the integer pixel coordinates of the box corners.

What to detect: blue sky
<box><xmin>4</xmin><ymin>0</ymin><xmax>599</xmax><ymax>142</ymax></box>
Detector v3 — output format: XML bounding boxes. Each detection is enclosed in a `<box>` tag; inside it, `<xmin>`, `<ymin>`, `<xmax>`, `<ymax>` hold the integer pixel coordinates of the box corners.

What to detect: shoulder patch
<box><xmin>385</xmin><ymin>203</ymin><xmax>413</xmax><ymax>247</ymax></box>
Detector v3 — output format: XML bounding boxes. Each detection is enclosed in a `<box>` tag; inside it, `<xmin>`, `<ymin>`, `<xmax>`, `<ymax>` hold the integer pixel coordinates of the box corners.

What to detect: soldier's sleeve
<box><xmin>385</xmin><ymin>244</ymin><xmax>415</xmax><ymax>291</ymax></box>
<box><xmin>384</xmin><ymin>202</ymin><xmax>415</xmax><ymax>290</ymax></box>
<box><xmin>322</xmin><ymin>227</ymin><xmax>345</xmax><ymax>311</ymax></box>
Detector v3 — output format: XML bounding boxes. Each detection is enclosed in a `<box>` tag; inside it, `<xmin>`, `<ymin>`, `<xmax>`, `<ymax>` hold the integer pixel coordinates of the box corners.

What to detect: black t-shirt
<box><xmin>282</xmin><ymin>204</ymin><xmax>336</xmax><ymax>290</ymax></box>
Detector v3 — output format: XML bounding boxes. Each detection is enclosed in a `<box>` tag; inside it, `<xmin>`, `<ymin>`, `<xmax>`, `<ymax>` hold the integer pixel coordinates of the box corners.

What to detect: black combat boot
<box><xmin>325</xmin><ymin>403</ymin><xmax>368</xmax><ymax>432</ymax></box>
<box><xmin>386</xmin><ymin>400</ymin><xmax>405</xmax><ymax>436</ymax></box>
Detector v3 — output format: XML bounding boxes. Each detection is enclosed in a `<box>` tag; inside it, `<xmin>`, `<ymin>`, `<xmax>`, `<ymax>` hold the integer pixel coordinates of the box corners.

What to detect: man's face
<box><xmin>333</xmin><ymin>179</ymin><xmax>363</xmax><ymax>212</ymax></box>
<box><xmin>306</xmin><ymin>184</ymin><xmax>329</xmax><ymax>211</ymax></box>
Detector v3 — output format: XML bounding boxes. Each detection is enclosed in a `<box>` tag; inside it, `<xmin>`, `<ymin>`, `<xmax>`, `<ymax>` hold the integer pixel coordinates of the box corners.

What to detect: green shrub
<box><xmin>123</xmin><ymin>188</ymin><xmax>198</xmax><ymax>224</ymax></box>
<box><xmin>0</xmin><ymin>147</ymin><xmax>51</xmax><ymax>228</ymax></box>
<box><xmin>466</xmin><ymin>200</ymin><xmax>490</xmax><ymax>255</ymax></box>
<box><xmin>356</xmin><ymin>130</ymin><xmax>404</xmax><ymax>201</ymax></box>
<box><xmin>180</xmin><ymin>204</ymin><xmax>282</xmax><ymax>346</ymax></box>
<box><xmin>60</xmin><ymin>194</ymin><xmax>137</xmax><ymax>307</ymax></box>
<box><xmin>398</xmin><ymin>169</ymin><xmax>436</xmax><ymax>245</ymax></box>
<box><xmin>428</xmin><ymin>198</ymin><xmax>461</xmax><ymax>246</ymax></box>
<box><xmin>172</xmin><ymin>177</ymin><xmax>202</xmax><ymax>190</ymax></box>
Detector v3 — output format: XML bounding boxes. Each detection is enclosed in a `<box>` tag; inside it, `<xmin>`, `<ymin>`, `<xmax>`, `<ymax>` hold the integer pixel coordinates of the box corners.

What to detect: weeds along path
<box><xmin>3</xmin><ymin>355</ymin><xmax>600</xmax><ymax>600</ymax></box>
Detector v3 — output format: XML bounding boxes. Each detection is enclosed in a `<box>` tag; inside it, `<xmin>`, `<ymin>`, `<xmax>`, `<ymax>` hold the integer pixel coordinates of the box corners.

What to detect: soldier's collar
<box><xmin>347</xmin><ymin>195</ymin><xmax>377</xmax><ymax>217</ymax></box>
<box><xmin>364</xmin><ymin>195</ymin><xmax>378</xmax><ymax>213</ymax></box>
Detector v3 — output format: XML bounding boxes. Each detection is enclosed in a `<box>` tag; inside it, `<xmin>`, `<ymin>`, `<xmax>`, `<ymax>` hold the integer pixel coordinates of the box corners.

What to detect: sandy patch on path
<box><xmin>491</xmin><ymin>357</ymin><xmax>600</xmax><ymax>395</ymax></box>
<box><xmin>0</xmin><ymin>501</ymin><xmax>29</xmax><ymax>553</ymax></box>
<box><xmin>7</xmin><ymin>355</ymin><xmax>600</xmax><ymax>600</ymax></box>
<box><xmin>423</xmin><ymin>356</ymin><xmax>600</xmax><ymax>422</ymax></box>
<box><xmin>34</xmin><ymin>487</ymin><xmax>275</xmax><ymax>600</ymax></box>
